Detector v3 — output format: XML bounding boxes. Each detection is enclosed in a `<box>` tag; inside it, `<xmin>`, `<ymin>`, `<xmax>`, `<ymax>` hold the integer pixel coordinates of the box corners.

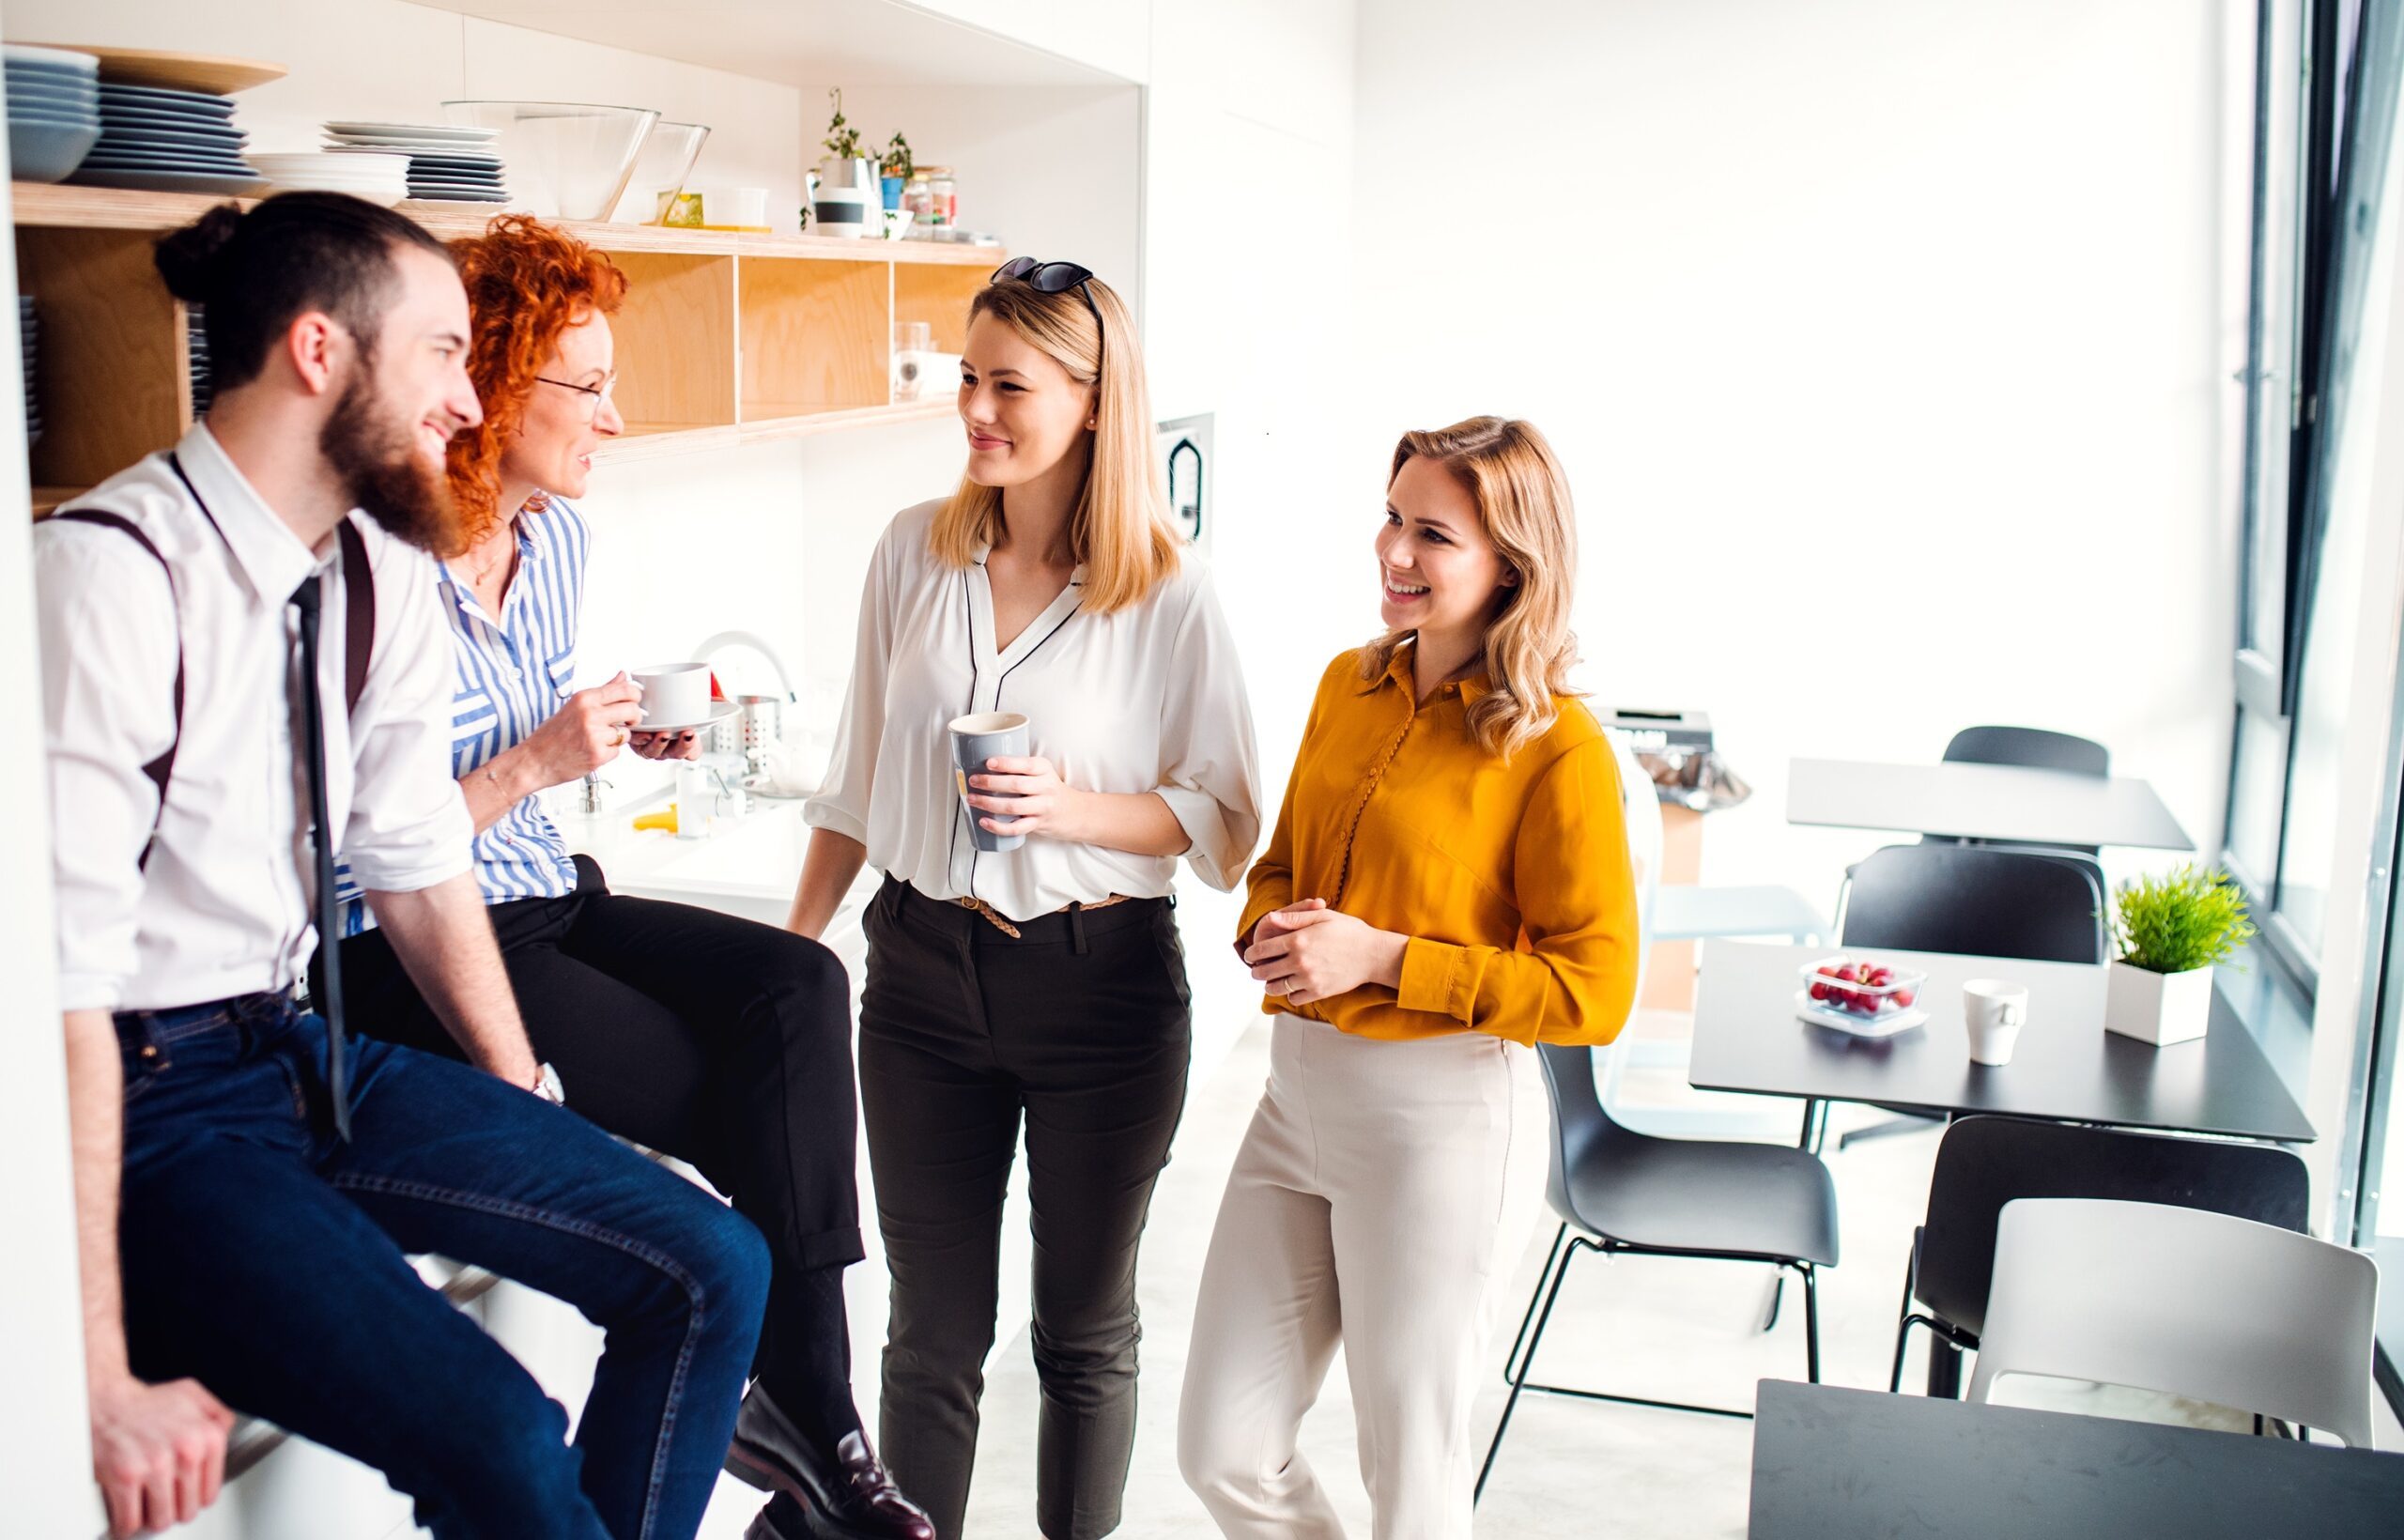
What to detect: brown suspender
<box><xmin>52</xmin><ymin>452</ymin><xmax>378</xmax><ymax>865</ymax></box>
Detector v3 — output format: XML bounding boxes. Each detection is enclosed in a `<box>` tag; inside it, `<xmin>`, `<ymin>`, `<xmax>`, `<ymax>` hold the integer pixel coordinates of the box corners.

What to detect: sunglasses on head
<box><xmin>990</xmin><ymin>256</ymin><xmax>1106</xmax><ymax>365</ymax></box>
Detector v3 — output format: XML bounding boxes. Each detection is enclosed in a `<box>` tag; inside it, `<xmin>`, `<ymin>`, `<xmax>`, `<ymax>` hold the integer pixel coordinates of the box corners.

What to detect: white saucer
<box><xmin>631</xmin><ymin>700</ymin><xmax>740</xmax><ymax>735</ymax></box>
<box><xmin>1794</xmin><ymin>991</ymin><xmax>1928</xmax><ymax>1039</ymax></box>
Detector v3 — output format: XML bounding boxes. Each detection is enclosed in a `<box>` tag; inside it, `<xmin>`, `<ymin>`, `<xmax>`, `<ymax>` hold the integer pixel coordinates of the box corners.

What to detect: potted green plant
<box><xmin>809</xmin><ymin>88</ymin><xmax>877</xmax><ymax>238</ymax></box>
<box><xmin>821</xmin><ymin>87</ymin><xmax>866</xmax><ymax>167</ymax></box>
<box><xmin>2104</xmin><ymin>866</ymin><xmax>2257</xmax><ymax>1045</ymax></box>
<box><xmin>881</xmin><ymin>131</ymin><xmax>913</xmax><ymax>210</ymax></box>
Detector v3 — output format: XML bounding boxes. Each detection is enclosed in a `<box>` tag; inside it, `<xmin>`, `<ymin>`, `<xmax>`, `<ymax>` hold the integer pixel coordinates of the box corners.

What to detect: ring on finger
<box><xmin>613</xmin><ymin>728</ymin><xmax>630</xmax><ymax>747</ymax></box>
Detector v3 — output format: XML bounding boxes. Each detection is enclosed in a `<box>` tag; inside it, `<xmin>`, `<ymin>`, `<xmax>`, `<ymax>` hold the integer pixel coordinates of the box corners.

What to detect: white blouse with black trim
<box><xmin>806</xmin><ymin>499</ymin><xmax>1264</xmax><ymax>924</ymax></box>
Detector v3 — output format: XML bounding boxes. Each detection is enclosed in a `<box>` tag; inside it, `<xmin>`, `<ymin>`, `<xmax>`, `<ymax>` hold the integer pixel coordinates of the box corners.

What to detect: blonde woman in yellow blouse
<box><xmin>1177</xmin><ymin>417</ymin><xmax>1640</xmax><ymax>1539</ymax></box>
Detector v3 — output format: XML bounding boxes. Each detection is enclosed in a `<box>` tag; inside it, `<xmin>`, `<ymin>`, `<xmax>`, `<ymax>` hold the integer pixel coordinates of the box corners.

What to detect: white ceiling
<box><xmin>411</xmin><ymin>0</ymin><xmax>1127</xmax><ymax>88</ymax></box>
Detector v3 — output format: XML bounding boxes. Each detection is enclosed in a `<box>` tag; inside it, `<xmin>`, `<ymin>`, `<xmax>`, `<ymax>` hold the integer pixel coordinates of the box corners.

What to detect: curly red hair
<box><xmin>446</xmin><ymin>214</ymin><xmax>627</xmax><ymax>547</ymax></box>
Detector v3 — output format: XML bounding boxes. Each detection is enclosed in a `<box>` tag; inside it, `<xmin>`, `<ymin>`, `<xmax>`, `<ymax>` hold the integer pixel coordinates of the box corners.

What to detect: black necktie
<box><xmin>289</xmin><ymin>572</ymin><xmax>352</xmax><ymax>1140</ymax></box>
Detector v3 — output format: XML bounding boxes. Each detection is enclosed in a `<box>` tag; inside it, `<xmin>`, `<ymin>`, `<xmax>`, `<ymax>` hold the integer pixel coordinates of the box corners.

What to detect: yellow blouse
<box><xmin>1240</xmin><ymin>646</ymin><xmax>1641</xmax><ymax>1045</ymax></box>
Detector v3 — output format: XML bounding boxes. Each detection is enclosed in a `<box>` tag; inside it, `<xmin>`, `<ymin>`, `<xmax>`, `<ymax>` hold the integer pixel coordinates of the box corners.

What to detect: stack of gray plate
<box><xmin>5</xmin><ymin>44</ymin><xmax>100</xmax><ymax>183</ymax></box>
<box><xmin>19</xmin><ymin>295</ymin><xmax>39</xmax><ymax>448</ymax></box>
<box><xmin>188</xmin><ymin>303</ymin><xmax>211</xmax><ymax>418</ymax></box>
<box><xmin>323</xmin><ymin>121</ymin><xmax>506</xmax><ymax>203</ymax></box>
<box><xmin>70</xmin><ymin>80</ymin><xmax>267</xmax><ymax>195</ymax></box>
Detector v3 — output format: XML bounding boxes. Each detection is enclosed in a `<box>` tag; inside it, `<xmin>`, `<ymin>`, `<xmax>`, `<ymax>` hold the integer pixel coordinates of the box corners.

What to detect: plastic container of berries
<box><xmin>1794</xmin><ymin>955</ymin><xmax>1930</xmax><ymax>1038</ymax></box>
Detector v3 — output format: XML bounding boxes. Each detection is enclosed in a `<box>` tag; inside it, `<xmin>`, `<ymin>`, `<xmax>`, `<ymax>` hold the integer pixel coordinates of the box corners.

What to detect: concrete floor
<box><xmin>478</xmin><ymin>988</ymin><xmax>2381</xmax><ymax>1540</ymax></box>
<box><xmin>924</xmin><ymin>1019</ymin><xmax>1937</xmax><ymax>1540</ymax></box>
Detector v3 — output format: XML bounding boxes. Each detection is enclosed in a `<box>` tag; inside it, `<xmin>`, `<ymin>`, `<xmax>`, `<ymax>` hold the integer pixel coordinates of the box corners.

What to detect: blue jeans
<box><xmin>112</xmin><ymin>993</ymin><xmax>770</xmax><ymax>1540</ymax></box>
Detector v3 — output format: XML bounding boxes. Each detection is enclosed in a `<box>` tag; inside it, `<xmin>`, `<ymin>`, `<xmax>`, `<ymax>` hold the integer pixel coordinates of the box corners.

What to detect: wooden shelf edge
<box><xmin>584</xmin><ymin>401</ymin><xmax>955</xmax><ymax>464</ymax></box>
<box><xmin>24</xmin><ymin>402</ymin><xmax>955</xmax><ymax>509</ymax></box>
<box><xmin>737</xmin><ymin>399</ymin><xmax>958</xmax><ymax>444</ymax></box>
<box><xmin>8</xmin><ymin>183</ymin><xmax>1001</xmax><ymax>266</ymax></box>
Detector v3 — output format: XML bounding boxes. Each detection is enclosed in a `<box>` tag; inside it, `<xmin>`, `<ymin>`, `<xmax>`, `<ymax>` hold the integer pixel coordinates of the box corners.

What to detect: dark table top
<box><xmin>1688</xmin><ymin>941</ymin><xmax>2315</xmax><ymax>1143</ymax></box>
<box><xmin>1749</xmin><ymin>1379</ymin><xmax>2404</xmax><ymax>1538</ymax></box>
<box><xmin>1786</xmin><ymin>756</ymin><xmax>2195</xmax><ymax>850</ymax></box>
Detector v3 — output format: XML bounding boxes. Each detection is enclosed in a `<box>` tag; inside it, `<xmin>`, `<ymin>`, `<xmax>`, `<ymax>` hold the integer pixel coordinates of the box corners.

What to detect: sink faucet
<box><xmin>691</xmin><ymin>630</ymin><xmax>798</xmax><ymax>701</ymax></box>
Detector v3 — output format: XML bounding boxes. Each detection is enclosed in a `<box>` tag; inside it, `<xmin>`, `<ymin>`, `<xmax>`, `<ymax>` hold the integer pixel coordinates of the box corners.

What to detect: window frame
<box><xmin>2226</xmin><ymin>0</ymin><xmax>2398</xmax><ymax>999</ymax></box>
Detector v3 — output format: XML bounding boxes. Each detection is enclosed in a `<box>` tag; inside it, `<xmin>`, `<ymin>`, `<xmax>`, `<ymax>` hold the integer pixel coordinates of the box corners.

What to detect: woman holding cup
<box><xmin>319</xmin><ymin>216</ymin><xmax>932</xmax><ymax>1540</ymax></box>
<box><xmin>791</xmin><ymin>257</ymin><xmax>1262</xmax><ymax>1540</ymax></box>
<box><xmin>1177</xmin><ymin>418</ymin><xmax>1641</xmax><ymax>1539</ymax></box>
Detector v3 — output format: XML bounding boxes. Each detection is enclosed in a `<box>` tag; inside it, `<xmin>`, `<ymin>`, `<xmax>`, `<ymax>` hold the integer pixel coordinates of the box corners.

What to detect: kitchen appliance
<box><xmin>1155</xmin><ymin>412</ymin><xmax>1212</xmax><ymax>551</ymax></box>
<box><xmin>692</xmin><ymin>630</ymin><xmax>799</xmax><ymax>777</ymax></box>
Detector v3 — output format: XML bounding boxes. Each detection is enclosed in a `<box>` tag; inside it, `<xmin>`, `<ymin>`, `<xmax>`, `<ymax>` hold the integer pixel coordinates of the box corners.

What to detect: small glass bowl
<box><xmin>1795</xmin><ymin>955</ymin><xmax>1928</xmax><ymax>1026</ymax></box>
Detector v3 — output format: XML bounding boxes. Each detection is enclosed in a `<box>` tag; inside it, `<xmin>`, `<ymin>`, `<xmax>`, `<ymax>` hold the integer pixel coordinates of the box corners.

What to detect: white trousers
<box><xmin>1178</xmin><ymin>1015</ymin><xmax>1550</xmax><ymax>1539</ymax></box>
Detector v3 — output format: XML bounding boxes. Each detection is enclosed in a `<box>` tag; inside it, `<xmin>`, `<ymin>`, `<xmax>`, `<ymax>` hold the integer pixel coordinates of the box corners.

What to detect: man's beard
<box><xmin>318</xmin><ymin>370</ymin><xmax>464</xmax><ymax>556</ymax></box>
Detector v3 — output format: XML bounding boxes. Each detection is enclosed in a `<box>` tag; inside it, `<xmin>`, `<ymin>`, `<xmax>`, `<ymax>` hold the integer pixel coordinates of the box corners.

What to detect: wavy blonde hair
<box><xmin>1360</xmin><ymin>416</ymin><xmax>1580</xmax><ymax>758</ymax></box>
<box><xmin>928</xmin><ymin>270</ymin><xmax>1181</xmax><ymax>613</ymax></box>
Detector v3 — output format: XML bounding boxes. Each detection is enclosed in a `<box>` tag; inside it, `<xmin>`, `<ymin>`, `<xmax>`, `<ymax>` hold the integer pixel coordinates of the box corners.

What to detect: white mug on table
<box><xmin>1963</xmin><ymin>978</ymin><xmax>2028</xmax><ymax>1067</ymax></box>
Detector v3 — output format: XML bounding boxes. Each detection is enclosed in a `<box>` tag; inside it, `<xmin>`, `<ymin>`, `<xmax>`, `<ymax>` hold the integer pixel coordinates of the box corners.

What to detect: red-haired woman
<box><xmin>314</xmin><ymin>216</ymin><xmax>932</xmax><ymax>1540</ymax></box>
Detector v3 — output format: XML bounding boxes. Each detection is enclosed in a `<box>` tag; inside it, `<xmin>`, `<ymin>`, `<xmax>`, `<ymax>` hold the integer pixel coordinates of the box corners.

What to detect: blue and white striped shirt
<box><xmin>335</xmin><ymin>501</ymin><xmax>590</xmax><ymax>933</ymax></box>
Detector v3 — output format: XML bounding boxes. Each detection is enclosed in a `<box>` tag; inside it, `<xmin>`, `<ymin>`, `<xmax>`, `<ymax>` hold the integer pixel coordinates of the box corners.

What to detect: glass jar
<box><xmin>902</xmin><ymin>171</ymin><xmax>936</xmax><ymax>223</ymax></box>
<box><xmin>921</xmin><ymin>165</ymin><xmax>955</xmax><ymax>227</ymax></box>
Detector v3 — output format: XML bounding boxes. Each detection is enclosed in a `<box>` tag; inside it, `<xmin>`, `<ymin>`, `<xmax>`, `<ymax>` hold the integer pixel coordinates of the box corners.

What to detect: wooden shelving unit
<box><xmin>9</xmin><ymin>183</ymin><xmax>995</xmax><ymax>508</ymax></box>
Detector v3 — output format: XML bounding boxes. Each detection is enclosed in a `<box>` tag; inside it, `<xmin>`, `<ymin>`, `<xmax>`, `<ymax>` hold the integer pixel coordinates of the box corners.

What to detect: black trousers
<box><xmin>859</xmin><ymin>876</ymin><xmax>1193</xmax><ymax>1540</ymax></box>
<box><xmin>322</xmin><ymin>855</ymin><xmax>866</xmax><ymax>1421</ymax></box>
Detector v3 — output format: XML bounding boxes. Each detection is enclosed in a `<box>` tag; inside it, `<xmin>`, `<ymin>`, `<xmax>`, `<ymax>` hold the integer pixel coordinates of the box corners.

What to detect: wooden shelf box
<box><xmin>740</xmin><ymin>257</ymin><xmax>889</xmax><ymax>420</ymax></box>
<box><xmin>7</xmin><ymin>184</ymin><xmax>1000</xmax><ymax>505</ymax></box>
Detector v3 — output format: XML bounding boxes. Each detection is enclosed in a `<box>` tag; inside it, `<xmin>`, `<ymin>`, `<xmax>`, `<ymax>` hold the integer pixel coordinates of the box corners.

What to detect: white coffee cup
<box><xmin>631</xmin><ymin>661</ymin><xmax>710</xmax><ymax>729</ymax></box>
<box><xmin>1963</xmin><ymin>978</ymin><xmax>2029</xmax><ymax>1067</ymax></box>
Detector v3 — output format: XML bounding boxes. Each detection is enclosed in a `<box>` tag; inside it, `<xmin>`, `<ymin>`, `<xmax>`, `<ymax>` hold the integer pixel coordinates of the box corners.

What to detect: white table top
<box><xmin>1785</xmin><ymin>757</ymin><xmax>2194</xmax><ymax>850</ymax></box>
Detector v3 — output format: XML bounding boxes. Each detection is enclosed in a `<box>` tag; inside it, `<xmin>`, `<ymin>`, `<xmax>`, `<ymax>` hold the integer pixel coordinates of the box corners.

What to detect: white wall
<box><xmin>901</xmin><ymin>0</ymin><xmax>1151</xmax><ymax>85</ymax></box>
<box><xmin>1143</xmin><ymin>0</ymin><xmax>1359</xmax><ymax>1071</ymax></box>
<box><xmin>0</xmin><ymin>170</ymin><xmax>97</xmax><ymax>1540</ymax></box>
<box><xmin>1349</xmin><ymin>0</ymin><xmax>2237</xmax><ymax>913</ymax></box>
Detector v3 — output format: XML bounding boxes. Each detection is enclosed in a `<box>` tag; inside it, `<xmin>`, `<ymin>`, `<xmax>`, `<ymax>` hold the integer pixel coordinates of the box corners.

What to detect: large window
<box><xmin>2226</xmin><ymin>0</ymin><xmax>2402</xmax><ymax>993</ymax></box>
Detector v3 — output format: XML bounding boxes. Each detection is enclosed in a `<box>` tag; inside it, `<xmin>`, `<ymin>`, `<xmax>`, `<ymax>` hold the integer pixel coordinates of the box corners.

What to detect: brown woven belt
<box><xmin>954</xmin><ymin>892</ymin><xmax>1133</xmax><ymax>939</ymax></box>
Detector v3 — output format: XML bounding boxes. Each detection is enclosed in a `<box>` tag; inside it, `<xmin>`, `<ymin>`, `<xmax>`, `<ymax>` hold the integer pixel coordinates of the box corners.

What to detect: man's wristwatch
<box><xmin>532</xmin><ymin>1062</ymin><xmax>566</xmax><ymax>1105</ymax></box>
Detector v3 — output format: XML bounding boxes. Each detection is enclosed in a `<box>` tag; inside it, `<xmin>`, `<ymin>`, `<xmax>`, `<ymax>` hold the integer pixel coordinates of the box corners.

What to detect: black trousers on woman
<box><xmin>859</xmin><ymin>876</ymin><xmax>1192</xmax><ymax>1540</ymax></box>
<box><xmin>321</xmin><ymin>855</ymin><xmax>867</xmax><ymax>1443</ymax></box>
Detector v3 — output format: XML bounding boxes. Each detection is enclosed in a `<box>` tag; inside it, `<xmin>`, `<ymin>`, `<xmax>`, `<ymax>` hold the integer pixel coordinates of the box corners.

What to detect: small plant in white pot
<box><xmin>2105</xmin><ymin>866</ymin><xmax>2257</xmax><ymax>1045</ymax></box>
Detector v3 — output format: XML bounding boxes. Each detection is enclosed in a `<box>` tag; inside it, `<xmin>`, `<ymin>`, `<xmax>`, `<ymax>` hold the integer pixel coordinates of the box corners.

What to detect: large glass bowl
<box><xmin>441</xmin><ymin>100</ymin><xmax>658</xmax><ymax>220</ymax></box>
<box><xmin>614</xmin><ymin>119</ymin><xmax>709</xmax><ymax>223</ymax></box>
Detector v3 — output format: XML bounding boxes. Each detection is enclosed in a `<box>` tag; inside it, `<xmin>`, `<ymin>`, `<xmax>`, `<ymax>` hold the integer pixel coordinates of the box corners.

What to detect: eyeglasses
<box><xmin>535</xmin><ymin>373</ymin><xmax>619</xmax><ymax>421</ymax></box>
<box><xmin>990</xmin><ymin>256</ymin><xmax>1105</xmax><ymax>369</ymax></box>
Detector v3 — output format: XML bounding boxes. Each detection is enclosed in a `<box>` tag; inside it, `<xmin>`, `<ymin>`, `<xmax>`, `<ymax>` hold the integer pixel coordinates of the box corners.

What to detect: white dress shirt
<box><xmin>807</xmin><ymin>499</ymin><xmax>1263</xmax><ymax>923</ymax></box>
<box><xmin>38</xmin><ymin>425</ymin><xmax>472</xmax><ymax>1012</ymax></box>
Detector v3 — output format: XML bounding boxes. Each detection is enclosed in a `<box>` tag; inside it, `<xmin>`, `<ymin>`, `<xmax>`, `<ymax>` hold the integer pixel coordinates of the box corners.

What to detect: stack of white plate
<box><xmin>248</xmin><ymin>150</ymin><xmax>409</xmax><ymax>207</ymax></box>
<box><xmin>19</xmin><ymin>295</ymin><xmax>40</xmax><ymax>448</ymax></box>
<box><xmin>71</xmin><ymin>80</ymin><xmax>267</xmax><ymax>195</ymax></box>
<box><xmin>5</xmin><ymin>44</ymin><xmax>100</xmax><ymax>183</ymax></box>
<box><xmin>322</xmin><ymin>121</ymin><xmax>506</xmax><ymax>204</ymax></box>
<box><xmin>188</xmin><ymin>303</ymin><xmax>211</xmax><ymax>418</ymax></box>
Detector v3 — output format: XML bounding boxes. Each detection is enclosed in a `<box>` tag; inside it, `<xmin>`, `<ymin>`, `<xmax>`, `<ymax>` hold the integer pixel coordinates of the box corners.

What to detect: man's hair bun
<box><xmin>152</xmin><ymin>202</ymin><xmax>243</xmax><ymax>305</ymax></box>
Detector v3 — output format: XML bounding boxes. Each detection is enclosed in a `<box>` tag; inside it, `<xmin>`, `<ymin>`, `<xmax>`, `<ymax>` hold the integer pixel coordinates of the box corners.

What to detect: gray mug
<box><xmin>949</xmin><ymin>711</ymin><xmax>1030</xmax><ymax>854</ymax></box>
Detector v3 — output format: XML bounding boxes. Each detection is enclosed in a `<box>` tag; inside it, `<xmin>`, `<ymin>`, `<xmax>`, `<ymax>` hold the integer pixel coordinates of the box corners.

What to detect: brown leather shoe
<box><xmin>725</xmin><ymin>1384</ymin><xmax>935</xmax><ymax>1540</ymax></box>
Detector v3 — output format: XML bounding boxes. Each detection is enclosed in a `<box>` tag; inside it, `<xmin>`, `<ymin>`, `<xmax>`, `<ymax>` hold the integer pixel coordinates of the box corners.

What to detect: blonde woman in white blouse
<box><xmin>790</xmin><ymin>257</ymin><xmax>1262</xmax><ymax>1540</ymax></box>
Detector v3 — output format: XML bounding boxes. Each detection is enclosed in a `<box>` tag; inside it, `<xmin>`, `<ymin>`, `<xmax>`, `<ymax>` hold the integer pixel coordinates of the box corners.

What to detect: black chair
<box><xmin>1891</xmin><ymin>1116</ymin><xmax>2309</xmax><ymax>1398</ymax></box>
<box><xmin>1839</xmin><ymin>843</ymin><xmax>2106</xmax><ymax>962</ymax></box>
<box><xmin>1475</xmin><ymin>1040</ymin><xmax>1839</xmax><ymax>1500</ymax></box>
<box><xmin>1929</xmin><ymin>726</ymin><xmax>2111</xmax><ymax>855</ymax></box>
<box><xmin>1944</xmin><ymin>724</ymin><xmax>2110</xmax><ymax>778</ymax></box>
<box><xmin>1821</xmin><ymin>844</ymin><xmax>2106</xmax><ymax>1152</ymax></box>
